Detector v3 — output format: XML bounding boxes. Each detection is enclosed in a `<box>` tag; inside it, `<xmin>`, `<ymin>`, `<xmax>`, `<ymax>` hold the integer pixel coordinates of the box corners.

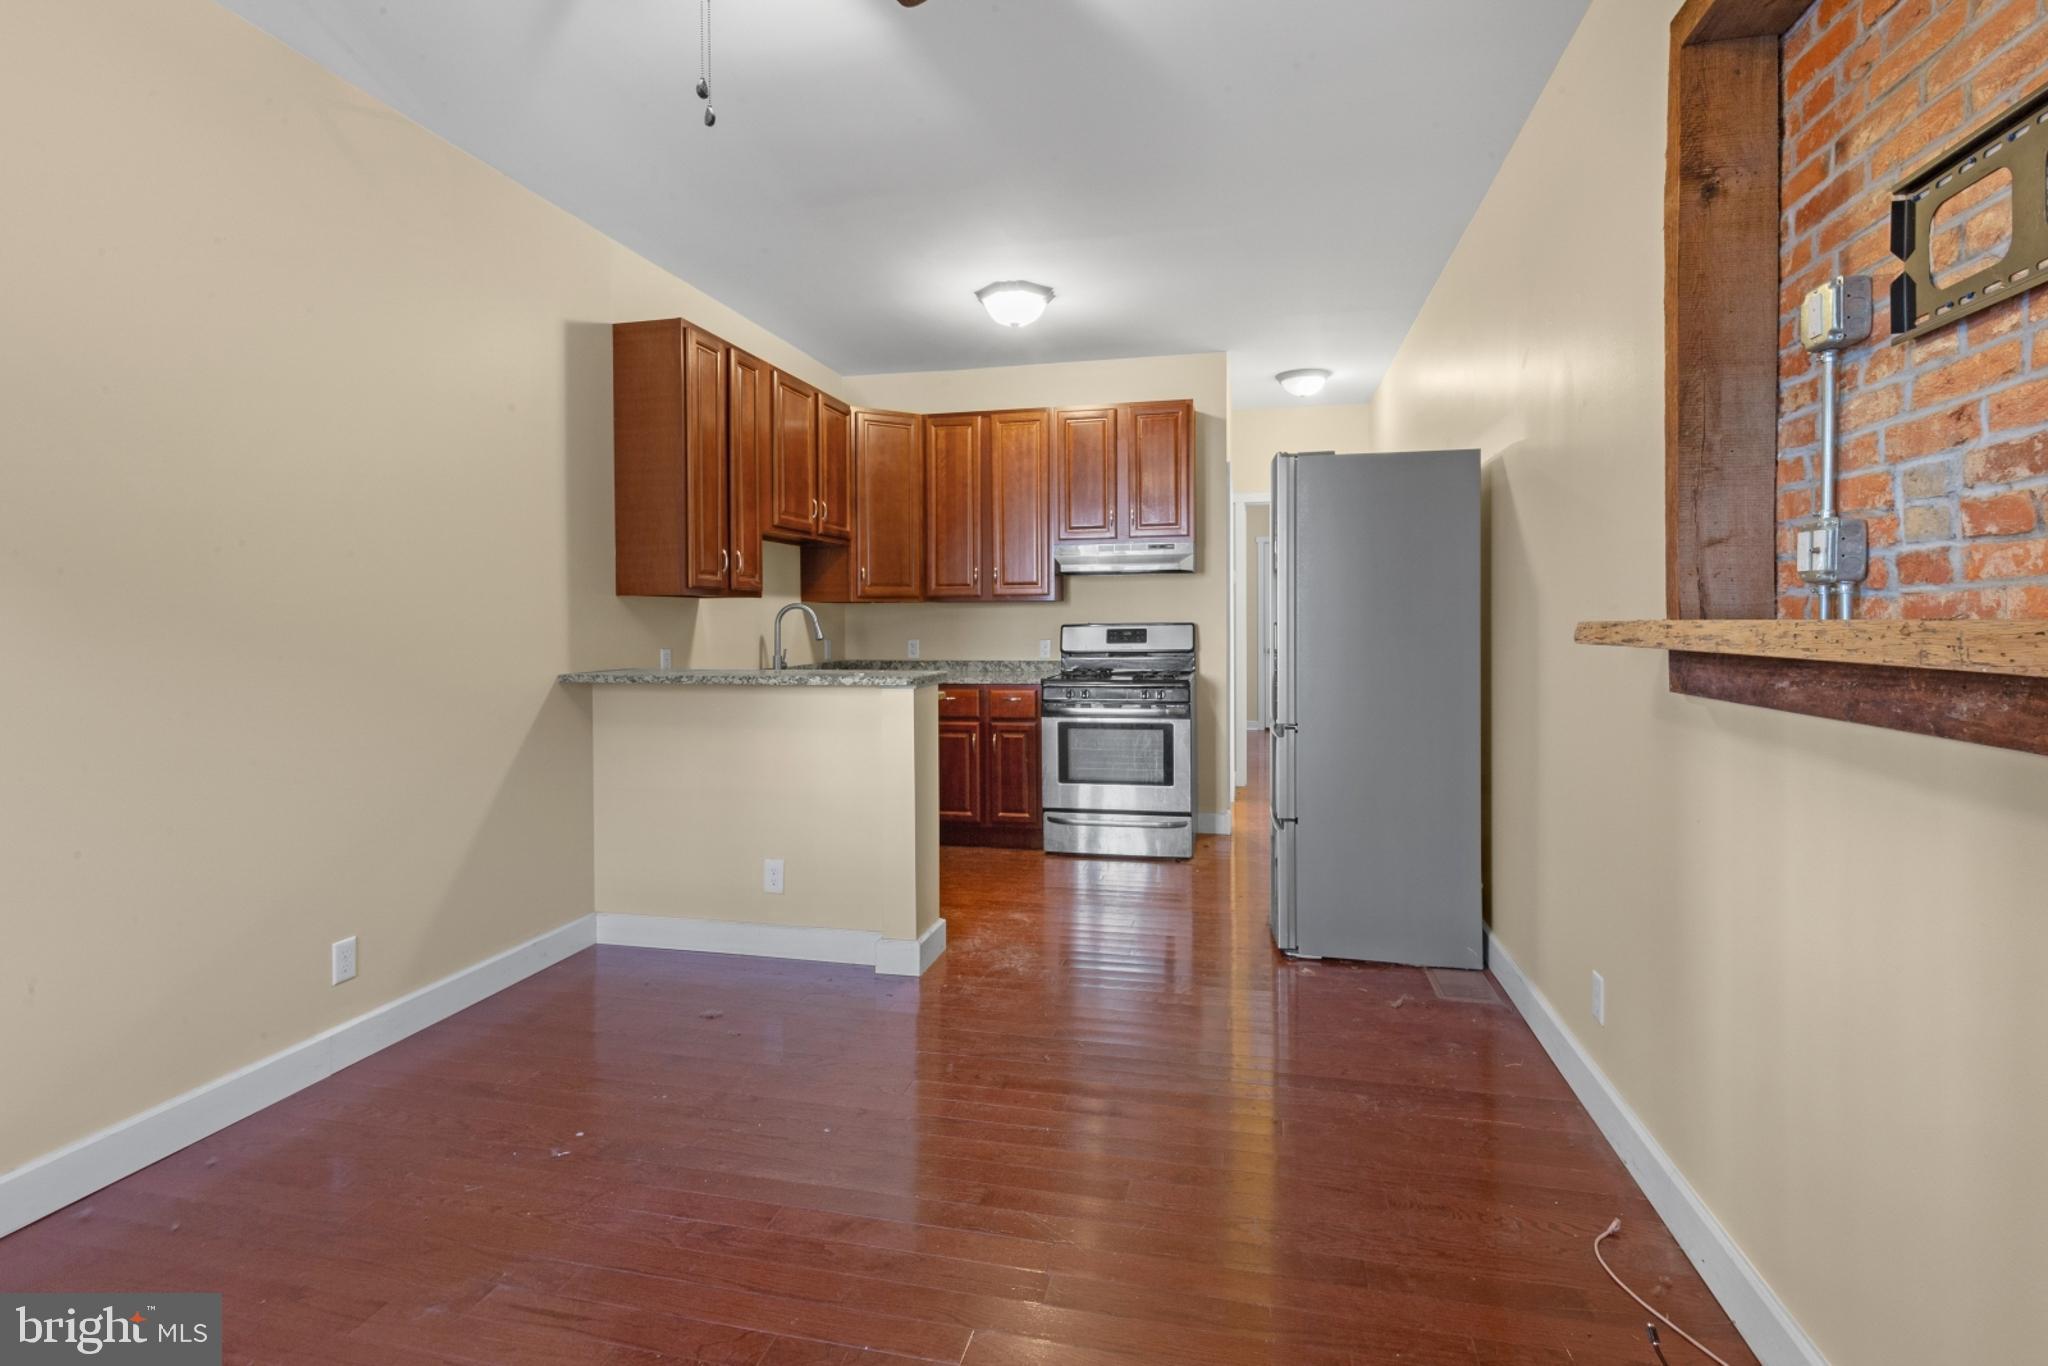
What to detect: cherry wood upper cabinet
<box><xmin>809</xmin><ymin>408</ymin><xmax>925</xmax><ymax>602</ymax></box>
<box><xmin>612</xmin><ymin>319</ymin><xmax>732</xmax><ymax>598</ymax></box>
<box><xmin>1054</xmin><ymin>407</ymin><xmax>1119</xmax><ymax>542</ymax></box>
<box><xmin>727</xmin><ymin>347</ymin><xmax>769</xmax><ymax>595</ymax></box>
<box><xmin>988</xmin><ymin>409</ymin><xmax>1054</xmax><ymax>599</ymax></box>
<box><xmin>1122</xmin><ymin>399</ymin><xmax>1194</xmax><ymax>540</ymax></box>
<box><xmin>767</xmin><ymin>369</ymin><xmax>818</xmax><ymax>542</ymax></box>
<box><xmin>816</xmin><ymin>394</ymin><xmax>853</xmax><ymax>543</ymax></box>
<box><xmin>682</xmin><ymin>327</ymin><xmax>732</xmax><ymax>592</ymax></box>
<box><xmin>853</xmin><ymin>409</ymin><xmax>922</xmax><ymax>600</ymax></box>
<box><xmin>925</xmin><ymin>414</ymin><xmax>984</xmax><ymax>600</ymax></box>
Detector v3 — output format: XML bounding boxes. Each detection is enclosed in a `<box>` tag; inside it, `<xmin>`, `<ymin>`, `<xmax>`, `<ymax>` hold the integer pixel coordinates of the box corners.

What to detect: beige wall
<box><xmin>846</xmin><ymin>356</ymin><xmax>1234</xmax><ymax>819</ymax></box>
<box><xmin>0</xmin><ymin>0</ymin><xmax>842</xmax><ymax>1172</ymax></box>
<box><xmin>593</xmin><ymin>686</ymin><xmax>937</xmax><ymax>943</ymax></box>
<box><xmin>1229</xmin><ymin>404</ymin><xmax>1375</xmax><ymax>495</ymax></box>
<box><xmin>1363</xmin><ymin>2</ymin><xmax>2048</xmax><ymax>1362</ymax></box>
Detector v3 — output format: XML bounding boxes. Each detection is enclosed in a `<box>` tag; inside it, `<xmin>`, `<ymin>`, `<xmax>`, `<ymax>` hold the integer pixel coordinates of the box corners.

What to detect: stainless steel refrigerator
<box><xmin>1269</xmin><ymin>450</ymin><xmax>1482</xmax><ymax>967</ymax></box>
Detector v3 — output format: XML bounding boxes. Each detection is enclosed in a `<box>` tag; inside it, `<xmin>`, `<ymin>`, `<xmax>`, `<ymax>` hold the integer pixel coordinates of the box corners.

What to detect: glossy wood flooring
<box><xmin>0</xmin><ymin>753</ymin><xmax>1754</xmax><ymax>1364</ymax></box>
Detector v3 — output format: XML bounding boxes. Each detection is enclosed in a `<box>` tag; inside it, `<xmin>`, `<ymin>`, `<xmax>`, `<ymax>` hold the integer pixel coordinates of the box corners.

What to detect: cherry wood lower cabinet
<box><xmin>802</xmin><ymin>408</ymin><xmax>924</xmax><ymax>603</ymax></box>
<box><xmin>938</xmin><ymin>685</ymin><xmax>1042</xmax><ymax>848</ymax></box>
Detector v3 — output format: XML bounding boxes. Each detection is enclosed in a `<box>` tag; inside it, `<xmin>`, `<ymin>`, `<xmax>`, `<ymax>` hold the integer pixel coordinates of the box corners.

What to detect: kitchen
<box><xmin>562</xmin><ymin>323</ymin><xmax>1237</xmax><ymax>972</ymax></box>
<box><xmin>18</xmin><ymin>1</ymin><xmax>2034</xmax><ymax>1362</ymax></box>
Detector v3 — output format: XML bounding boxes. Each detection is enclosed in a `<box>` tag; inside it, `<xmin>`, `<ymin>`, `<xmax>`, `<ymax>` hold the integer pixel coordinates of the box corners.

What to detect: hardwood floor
<box><xmin>0</xmin><ymin>755</ymin><xmax>1754</xmax><ymax>1364</ymax></box>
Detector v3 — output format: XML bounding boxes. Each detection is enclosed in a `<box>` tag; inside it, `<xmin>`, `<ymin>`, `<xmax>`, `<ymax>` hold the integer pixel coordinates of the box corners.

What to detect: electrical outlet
<box><xmin>1590</xmin><ymin>970</ymin><xmax>1605</xmax><ymax>1026</ymax></box>
<box><xmin>1038</xmin><ymin>639</ymin><xmax>1053</xmax><ymax>659</ymax></box>
<box><xmin>763</xmin><ymin>858</ymin><xmax>784</xmax><ymax>894</ymax></box>
<box><xmin>658</xmin><ymin>648</ymin><xmax>672</xmax><ymax>672</ymax></box>
<box><xmin>906</xmin><ymin>639</ymin><xmax>921</xmax><ymax>659</ymax></box>
<box><xmin>331</xmin><ymin>936</ymin><xmax>358</xmax><ymax>986</ymax></box>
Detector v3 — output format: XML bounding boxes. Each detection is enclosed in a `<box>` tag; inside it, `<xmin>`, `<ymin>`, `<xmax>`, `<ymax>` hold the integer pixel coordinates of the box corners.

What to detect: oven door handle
<box><xmin>1045</xmin><ymin>706</ymin><xmax>1183</xmax><ymax>719</ymax></box>
<box><xmin>1045</xmin><ymin>814</ymin><xmax>1189</xmax><ymax>829</ymax></box>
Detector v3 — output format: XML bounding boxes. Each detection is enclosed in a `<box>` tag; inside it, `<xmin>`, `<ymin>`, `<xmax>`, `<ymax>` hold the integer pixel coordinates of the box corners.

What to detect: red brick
<box><xmin>1836</xmin><ymin>75</ymin><xmax>1924</xmax><ymax>162</ymax></box>
<box><xmin>1965</xmin><ymin>539</ymin><xmax>2048</xmax><ymax>579</ymax></box>
<box><xmin>1898</xmin><ymin>548</ymin><xmax>1956</xmax><ymax>583</ymax></box>
<box><xmin>1861</xmin><ymin>346</ymin><xmax>1906</xmax><ymax>386</ymax></box>
<box><xmin>1867</xmin><ymin>556</ymin><xmax>1893</xmax><ymax>590</ymax></box>
<box><xmin>2032</xmin><ymin>289</ymin><xmax>2048</xmax><ymax>323</ymax></box>
<box><xmin>1901</xmin><ymin>588</ymin><xmax>2003</xmax><ymax>618</ymax></box>
<box><xmin>1885</xmin><ymin>402</ymin><xmax>1982</xmax><ymax>459</ymax></box>
<box><xmin>1926</xmin><ymin>0</ymin><xmax>2040</xmax><ymax>91</ymax></box>
<box><xmin>2013</xmin><ymin>585</ymin><xmax>2048</xmax><ymax>617</ymax></box>
<box><xmin>1782</xmin><ymin>376</ymin><xmax>1821</xmax><ymax>414</ymax></box>
<box><xmin>1868</xmin><ymin>513</ymin><xmax>1902</xmax><ymax>548</ymax></box>
<box><xmin>1840</xmin><ymin>469</ymin><xmax>1897</xmax><ymax>511</ymax></box>
<box><xmin>1961</xmin><ymin>491</ymin><xmax>2038</xmax><ymax>536</ymax></box>
<box><xmin>1964</xmin><ymin>432</ymin><xmax>2048</xmax><ymax>484</ymax></box>
<box><xmin>1870</xmin><ymin>90</ymin><xmax>1967</xmax><ymax>176</ymax></box>
<box><xmin>1795</xmin><ymin>162</ymin><xmax>1868</xmax><ymax>235</ymax></box>
<box><xmin>1859</xmin><ymin>594</ymin><xmax>1902</xmax><ymax>618</ymax></box>
<box><xmin>1966</xmin><ymin>295</ymin><xmax>2026</xmax><ymax>341</ymax></box>
<box><xmin>1842</xmin><ymin>432</ymin><xmax>1885</xmax><ymax>470</ymax></box>
<box><xmin>1989</xmin><ymin>376</ymin><xmax>2048</xmax><ymax>431</ymax></box>
<box><xmin>1788</xmin><ymin>13</ymin><xmax>1862</xmax><ymax>94</ymax></box>
<box><xmin>1842</xmin><ymin>383</ymin><xmax>1904</xmax><ymax>430</ymax></box>
<box><xmin>1780</xmin><ymin>485</ymin><xmax>1816</xmax><ymax>521</ymax></box>
<box><xmin>1782</xmin><ymin>413</ymin><xmax>1820</xmax><ymax>449</ymax></box>
<box><xmin>1785</xmin><ymin>155</ymin><xmax>1831</xmax><ymax>209</ymax></box>
<box><xmin>1908</xmin><ymin>328</ymin><xmax>1962</xmax><ymax>365</ymax></box>
<box><xmin>1914</xmin><ymin>339</ymin><xmax>2023</xmax><ymax>406</ymax></box>
<box><xmin>1864</xmin><ymin>1</ymin><xmax>1968</xmax><ymax>94</ymax></box>
<box><xmin>1970</xmin><ymin>23</ymin><xmax>2048</xmax><ymax>107</ymax></box>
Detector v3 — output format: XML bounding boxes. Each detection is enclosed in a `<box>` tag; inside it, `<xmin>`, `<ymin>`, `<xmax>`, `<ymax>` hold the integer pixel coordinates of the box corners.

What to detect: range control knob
<box><xmin>1079</xmin><ymin>688</ymin><xmax>1092</xmax><ymax>699</ymax></box>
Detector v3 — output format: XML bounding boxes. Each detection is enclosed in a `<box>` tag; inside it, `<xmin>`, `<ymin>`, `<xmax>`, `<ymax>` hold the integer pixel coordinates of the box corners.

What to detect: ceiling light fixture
<box><xmin>976</xmin><ymin>281</ymin><xmax>1055</xmax><ymax>328</ymax></box>
<box><xmin>1276</xmin><ymin>368</ymin><xmax>1332</xmax><ymax>398</ymax></box>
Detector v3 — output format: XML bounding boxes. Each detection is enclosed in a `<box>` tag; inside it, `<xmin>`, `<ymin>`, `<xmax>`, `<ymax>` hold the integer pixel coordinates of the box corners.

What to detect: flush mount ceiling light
<box><xmin>976</xmin><ymin>281</ymin><xmax>1055</xmax><ymax>328</ymax></box>
<box><xmin>1276</xmin><ymin>368</ymin><xmax>1333</xmax><ymax>398</ymax></box>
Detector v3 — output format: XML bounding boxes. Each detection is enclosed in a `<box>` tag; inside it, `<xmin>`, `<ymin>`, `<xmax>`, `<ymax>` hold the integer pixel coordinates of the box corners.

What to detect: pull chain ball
<box><xmin>696</xmin><ymin>0</ymin><xmax>715</xmax><ymax>128</ymax></box>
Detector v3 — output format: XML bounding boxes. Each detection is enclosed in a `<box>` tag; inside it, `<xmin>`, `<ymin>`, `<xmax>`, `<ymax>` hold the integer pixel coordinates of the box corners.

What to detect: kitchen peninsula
<box><xmin>559</xmin><ymin>665</ymin><xmax>946</xmax><ymax>975</ymax></box>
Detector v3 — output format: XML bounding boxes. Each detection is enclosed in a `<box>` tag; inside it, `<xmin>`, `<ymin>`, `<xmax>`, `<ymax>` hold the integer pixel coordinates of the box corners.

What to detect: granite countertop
<box><xmin>558</xmin><ymin>667</ymin><xmax>948</xmax><ymax>688</ymax></box>
<box><xmin>814</xmin><ymin>659</ymin><xmax>1061</xmax><ymax>685</ymax></box>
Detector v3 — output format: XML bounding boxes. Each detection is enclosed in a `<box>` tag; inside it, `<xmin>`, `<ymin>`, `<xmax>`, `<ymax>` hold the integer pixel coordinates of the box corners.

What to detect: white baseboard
<box><xmin>597</xmin><ymin>913</ymin><xmax>946</xmax><ymax>978</ymax></box>
<box><xmin>0</xmin><ymin>914</ymin><xmax>597</xmax><ymax>1239</ymax></box>
<box><xmin>875</xmin><ymin>919</ymin><xmax>946</xmax><ymax>977</ymax></box>
<box><xmin>1197</xmin><ymin>811</ymin><xmax>1233</xmax><ymax>836</ymax></box>
<box><xmin>1486</xmin><ymin>932</ymin><xmax>1826</xmax><ymax>1366</ymax></box>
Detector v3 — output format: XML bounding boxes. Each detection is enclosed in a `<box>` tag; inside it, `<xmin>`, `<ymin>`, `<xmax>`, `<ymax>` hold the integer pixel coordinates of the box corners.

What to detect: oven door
<box><xmin>1041</xmin><ymin>713</ymin><xmax>1193</xmax><ymax>816</ymax></box>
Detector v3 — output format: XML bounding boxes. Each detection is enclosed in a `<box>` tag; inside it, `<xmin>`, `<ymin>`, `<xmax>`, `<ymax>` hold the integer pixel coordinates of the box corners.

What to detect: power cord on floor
<box><xmin>1593</xmin><ymin>1219</ymin><xmax>1735</xmax><ymax>1366</ymax></box>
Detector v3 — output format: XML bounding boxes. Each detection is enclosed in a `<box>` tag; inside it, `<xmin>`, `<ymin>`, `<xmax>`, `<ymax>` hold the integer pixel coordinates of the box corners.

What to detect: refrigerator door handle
<box><xmin>1271</xmin><ymin>727</ymin><xmax>1297</xmax><ymax>825</ymax></box>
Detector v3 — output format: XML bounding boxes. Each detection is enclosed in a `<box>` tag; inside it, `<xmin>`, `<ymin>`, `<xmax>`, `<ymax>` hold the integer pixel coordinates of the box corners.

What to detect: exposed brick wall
<box><xmin>1777</xmin><ymin>0</ymin><xmax>2048</xmax><ymax>619</ymax></box>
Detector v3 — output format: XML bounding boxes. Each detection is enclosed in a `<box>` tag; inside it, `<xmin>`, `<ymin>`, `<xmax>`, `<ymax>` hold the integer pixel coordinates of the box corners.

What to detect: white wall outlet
<box><xmin>331</xmin><ymin>936</ymin><xmax>358</xmax><ymax>986</ymax></box>
<box><xmin>658</xmin><ymin>648</ymin><xmax>672</xmax><ymax>672</ymax></box>
<box><xmin>1038</xmin><ymin>639</ymin><xmax>1053</xmax><ymax>659</ymax></box>
<box><xmin>1590</xmin><ymin>970</ymin><xmax>1605</xmax><ymax>1026</ymax></box>
<box><xmin>763</xmin><ymin>858</ymin><xmax>784</xmax><ymax>894</ymax></box>
<box><xmin>906</xmin><ymin>639</ymin><xmax>921</xmax><ymax>659</ymax></box>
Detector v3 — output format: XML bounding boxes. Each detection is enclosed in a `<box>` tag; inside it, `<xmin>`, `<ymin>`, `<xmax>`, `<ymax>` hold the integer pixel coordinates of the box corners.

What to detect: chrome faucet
<box><xmin>772</xmin><ymin>602</ymin><xmax>830</xmax><ymax>670</ymax></box>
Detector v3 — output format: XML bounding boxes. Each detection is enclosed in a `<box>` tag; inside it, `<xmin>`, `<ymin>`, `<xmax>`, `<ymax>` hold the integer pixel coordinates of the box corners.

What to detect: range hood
<box><xmin>1054</xmin><ymin>539</ymin><xmax>1194</xmax><ymax>575</ymax></box>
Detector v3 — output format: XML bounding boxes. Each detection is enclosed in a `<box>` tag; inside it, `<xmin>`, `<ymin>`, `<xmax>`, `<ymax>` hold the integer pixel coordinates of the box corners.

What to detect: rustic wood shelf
<box><xmin>1575</xmin><ymin>619</ymin><xmax>2048</xmax><ymax>679</ymax></box>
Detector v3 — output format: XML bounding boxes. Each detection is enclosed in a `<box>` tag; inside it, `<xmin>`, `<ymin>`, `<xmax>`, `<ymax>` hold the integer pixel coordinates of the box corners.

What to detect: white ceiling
<box><xmin>215</xmin><ymin>0</ymin><xmax>1587</xmax><ymax>408</ymax></box>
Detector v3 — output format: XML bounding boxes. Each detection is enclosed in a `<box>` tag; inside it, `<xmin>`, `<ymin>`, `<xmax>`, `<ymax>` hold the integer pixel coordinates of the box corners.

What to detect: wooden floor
<box><xmin>0</xmin><ymin>750</ymin><xmax>1754</xmax><ymax>1364</ymax></box>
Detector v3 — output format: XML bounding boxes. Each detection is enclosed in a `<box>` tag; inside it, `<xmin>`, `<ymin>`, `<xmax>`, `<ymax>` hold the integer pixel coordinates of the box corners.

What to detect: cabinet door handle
<box><xmin>859</xmin><ymin>564</ymin><xmax>868</xmax><ymax>587</ymax></box>
<box><xmin>972</xmin><ymin>566</ymin><xmax>979</xmax><ymax>589</ymax></box>
<box><xmin>722</xmin><ymin>548</ymin><xmax>730</xmax><ymax>575</ymax></box>
<box><xmin>811</xmin><ymin>497</ymin><xmax>819</xmax><ymax>520</ymax></box>
<box><xmin>819</xmin><ymin>498</ymin><xmax>828</xmax><ymax>524</ymax></box>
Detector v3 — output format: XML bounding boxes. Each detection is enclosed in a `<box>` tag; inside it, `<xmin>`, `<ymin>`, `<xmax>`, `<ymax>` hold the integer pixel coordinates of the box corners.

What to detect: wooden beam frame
<box><xmin>1642</xmin><ymin>0</ymin><xmax>2047</xmax><ymax>757</ymax></box>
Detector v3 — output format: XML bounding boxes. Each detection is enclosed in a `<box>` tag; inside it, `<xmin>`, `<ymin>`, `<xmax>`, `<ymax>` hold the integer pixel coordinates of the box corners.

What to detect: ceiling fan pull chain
<box><xmin>697</xmin><ymin>0</ymin><xmax>715</xmax><ymax>126</ymax></box>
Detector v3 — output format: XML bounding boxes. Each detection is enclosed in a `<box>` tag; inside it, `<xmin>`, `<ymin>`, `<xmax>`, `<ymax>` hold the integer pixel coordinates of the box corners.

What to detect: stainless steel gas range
<box><xmin>1041</xmin><ymin>622</ymin><xmax>1196</xmax><ymax>860</ymax></box>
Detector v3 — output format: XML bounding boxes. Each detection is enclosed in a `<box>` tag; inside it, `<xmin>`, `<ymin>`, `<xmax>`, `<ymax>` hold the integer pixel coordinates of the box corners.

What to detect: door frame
<box><xmin>1229</xmin><ymin>489</ymin><xmax>1272</xmax><ymax>790</ymax></box>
